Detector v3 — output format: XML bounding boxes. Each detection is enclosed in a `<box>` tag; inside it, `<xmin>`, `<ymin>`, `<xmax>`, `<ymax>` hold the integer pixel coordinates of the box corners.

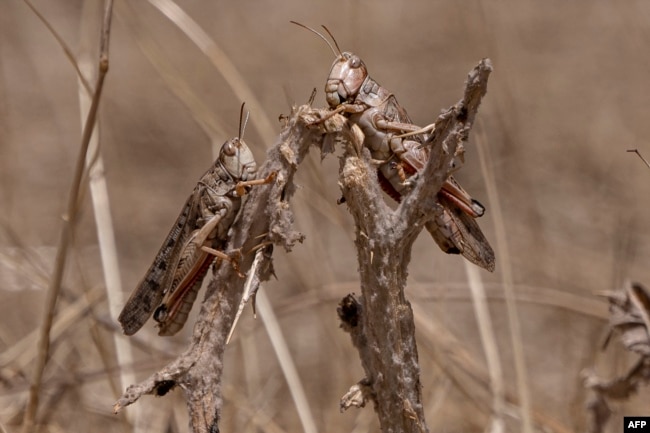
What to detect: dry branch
<box><xmin>113</xmin><ymin>105</ymin><xmax>358</xmax><ymax>432</ymax></box>
<box><xmin>336</xmin><ymin>59</ymin><xmax>492</xmax><ymax>433</ymax></box>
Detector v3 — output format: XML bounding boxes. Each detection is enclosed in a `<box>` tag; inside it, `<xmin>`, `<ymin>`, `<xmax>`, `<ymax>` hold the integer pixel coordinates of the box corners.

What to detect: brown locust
<box><xmin>118</xmin><ymin>107</ymin><xmax>274</xmax><ymax>336</ymax></box>
<box><xmin>292</xmin><ymin>22</ymin><xmax>495</xmax><ymax>272</ymax></box>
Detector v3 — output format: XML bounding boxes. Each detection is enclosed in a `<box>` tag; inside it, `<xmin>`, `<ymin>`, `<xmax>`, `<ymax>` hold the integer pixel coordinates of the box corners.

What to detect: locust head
<box><xmin>325</xmin><ymin>52</ymin><xmax>368</xmax><ymax>107</ymax></box>
<box><xmin>219</xmin><ymin>137</ymin><xmax>257</xmax><ymax>182</ymax></box>
<box><xmin>219</xmin><ymin>104</ymin><xmax>257</xmax><ymax>182</ymax></box>
<box><xmin>290</xmin><ymin>22</ymin><xmax>367</xmax><ymax>107</ymax></box>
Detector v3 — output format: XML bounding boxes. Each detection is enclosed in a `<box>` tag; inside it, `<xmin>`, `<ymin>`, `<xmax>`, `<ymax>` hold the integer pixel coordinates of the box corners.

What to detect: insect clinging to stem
<box><xmin>291</xmin><ymin>21</ymin><xmax>495</xmax><ymax>271</ymax></box>
<box><xmin>118</xmin><ymin>104</ymin><xmax>276</xmax><ymax>336</ymax></box>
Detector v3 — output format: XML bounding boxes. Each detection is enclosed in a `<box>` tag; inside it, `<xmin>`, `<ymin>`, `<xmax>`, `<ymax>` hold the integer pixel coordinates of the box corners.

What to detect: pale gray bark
<box><xmin>336</xmin><ymin>59</ymin><xmax>492</xmax><ymax>433</ymax></box>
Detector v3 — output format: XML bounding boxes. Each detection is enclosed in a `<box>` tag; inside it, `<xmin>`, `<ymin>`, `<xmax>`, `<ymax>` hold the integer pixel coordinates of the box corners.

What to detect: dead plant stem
<box><xmin>20</xmin><ymin>2</ymin><xmax>113</xmax><ymax>432</ymax></box>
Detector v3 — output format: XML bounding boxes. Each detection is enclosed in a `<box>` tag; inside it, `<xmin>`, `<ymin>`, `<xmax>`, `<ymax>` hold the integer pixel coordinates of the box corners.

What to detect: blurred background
<box><xmin>1</xmin><ymin>1</ymin><xmax>650</xmax><ymax>432</ymax></box>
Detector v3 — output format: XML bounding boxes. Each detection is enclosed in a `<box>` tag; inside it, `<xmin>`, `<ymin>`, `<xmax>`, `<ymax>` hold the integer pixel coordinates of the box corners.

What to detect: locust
<box><xmin>292</xmin><ymin>22</ymin><xmax>495</xmax><ymax>272</ymax></box>
<box><xmin>118</xmin><ymin>106</ymin><xmax>275</xmax><ymax>336</ymax></box>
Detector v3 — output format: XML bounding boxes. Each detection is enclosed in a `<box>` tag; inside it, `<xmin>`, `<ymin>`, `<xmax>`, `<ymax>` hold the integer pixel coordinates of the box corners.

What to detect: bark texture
<box><xmin>337</xmin><ymin>59</ymin><xmax>492</xmax><ymax>433</ymax></box>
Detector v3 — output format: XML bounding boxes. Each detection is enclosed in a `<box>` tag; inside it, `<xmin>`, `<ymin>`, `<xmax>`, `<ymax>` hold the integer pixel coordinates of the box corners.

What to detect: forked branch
<box><xmin>337</xmin><ymin>59</ymin><xmax>492</xmax><ymax>433</ymax></box>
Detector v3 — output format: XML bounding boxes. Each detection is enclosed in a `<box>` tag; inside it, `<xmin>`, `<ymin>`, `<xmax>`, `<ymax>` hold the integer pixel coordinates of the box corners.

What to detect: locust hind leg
<box><xmin>153</xmin><ymin>213</ymin><xmax>226</xmax><ymax>335</ymax></box>
<box><xmin>154</xmin><ymin>253</ymin><xmax>212</xmax><ymax>336</ymax></box>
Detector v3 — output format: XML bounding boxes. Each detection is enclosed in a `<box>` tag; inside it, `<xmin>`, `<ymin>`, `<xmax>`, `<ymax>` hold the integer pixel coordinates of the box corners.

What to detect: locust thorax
<box><xmin>325</xmin><ymin>52</ymin><xmax>368</xmax><ymax>107</ymax></box>
<box><xmin>219</xmin><ymin>137</ymin><xmax>257</xmax><ymax>181</ymax></box>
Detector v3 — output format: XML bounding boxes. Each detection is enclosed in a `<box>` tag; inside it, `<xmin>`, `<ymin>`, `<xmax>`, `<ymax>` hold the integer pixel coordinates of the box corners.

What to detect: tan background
<box><xmin>1</xmin><ymin>1</ymin><xmax>649</xmax><ymax>432</ymax></box>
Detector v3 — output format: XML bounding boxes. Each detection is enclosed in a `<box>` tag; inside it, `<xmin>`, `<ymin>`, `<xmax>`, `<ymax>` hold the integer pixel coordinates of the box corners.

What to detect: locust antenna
<box><xmin>290</xmin><ymin>21</ymin><xmax>341</xmax><ymax>58</ymax></box>
<box><xmin>238</xmin><ymin>102</ymin><xmax>249</xmax><ymax>140</ymax></box>
<box><xmin>320</xmin><ymin>25</ymin><xmax>343</xmax><ymax>57</ymax></box>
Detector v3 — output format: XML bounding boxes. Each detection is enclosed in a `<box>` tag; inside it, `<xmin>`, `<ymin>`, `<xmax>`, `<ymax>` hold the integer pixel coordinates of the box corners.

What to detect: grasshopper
<box><xmin>118</xmin><ymin>106</ymin><xmax>275</xmax><ymax>336</ymax></box>
<box><xmin>292</xmin><ymin>22</ymin><xmax>495</xmax><ymax>272</ymax></box>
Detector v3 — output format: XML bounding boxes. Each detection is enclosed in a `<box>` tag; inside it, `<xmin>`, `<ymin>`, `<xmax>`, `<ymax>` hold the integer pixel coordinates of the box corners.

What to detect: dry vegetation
<box><xmin>1</xmin><ymin>1</ymin><xmax>650</xmax><ymax>432</ymax></box>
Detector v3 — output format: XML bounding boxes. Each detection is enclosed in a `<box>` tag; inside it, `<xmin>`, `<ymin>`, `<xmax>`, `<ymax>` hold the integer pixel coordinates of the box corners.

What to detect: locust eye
<box><xmin>350</xmin><ymin>56</ymin><xmax>361</xmax><ymax>68</ymax></box>
<box><xmin>222</xmin><ymin>141</ymin><xmax>238</xmax><ymax>156</ymax></box>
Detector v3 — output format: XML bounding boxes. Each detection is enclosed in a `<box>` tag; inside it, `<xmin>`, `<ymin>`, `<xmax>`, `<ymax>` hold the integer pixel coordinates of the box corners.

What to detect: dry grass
<box><xmin>1</xmin><ymin>1</ymin><xmax>650</xmax><ymax>432</ymax></box>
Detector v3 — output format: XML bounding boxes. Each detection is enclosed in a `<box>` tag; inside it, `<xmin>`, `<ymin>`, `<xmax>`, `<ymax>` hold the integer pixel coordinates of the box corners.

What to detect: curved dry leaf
<box><xmin>606</xmin><ymin>281</ymin><xmax>650</xmax><ymax>356</ymax></box>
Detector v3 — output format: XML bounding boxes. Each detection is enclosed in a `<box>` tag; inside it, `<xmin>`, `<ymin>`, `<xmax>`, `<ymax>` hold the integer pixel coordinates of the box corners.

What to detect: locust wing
<box><xmin>426</xmin><ymin>194</ymin><xmax>495</xmax><ymax>272</ymax></box>
<box><xmin>153</xmin><ymin>213</ymin><xmax>224</xmax><ymax>336</ymax></box>
<box><xmin>118</xmin><ymin>192</ymin><xmax>200</xmax><ymax>335</ymax></box>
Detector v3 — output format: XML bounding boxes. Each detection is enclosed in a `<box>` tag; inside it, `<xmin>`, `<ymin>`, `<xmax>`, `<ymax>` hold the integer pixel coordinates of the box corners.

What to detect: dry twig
<box><xmin>476</xmin><ymin>119</ymin><xmax>534</xmax><ymax>433</ymax></box>
<box><xmin>627</xmin><ymin>149</ymin><xmax>650</xmax><ymax>169</ymax></box>
<box><xmin>113</xmin><ymin>105</ymin><xmax>354</xmax><ymax>432</ymax></box>
<box><xmin>21</xmin><ymin>2</ymin><xmax>114</xmax><ymax>432</ymax></box>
